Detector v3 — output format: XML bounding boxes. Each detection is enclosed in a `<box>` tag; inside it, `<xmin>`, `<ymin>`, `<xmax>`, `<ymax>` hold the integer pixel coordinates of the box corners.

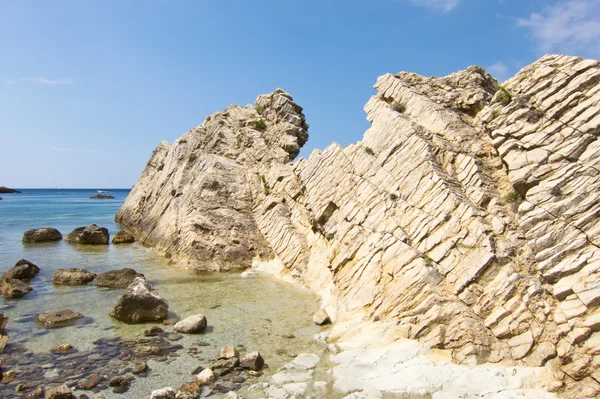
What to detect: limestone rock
<box><xmin>313</xmin><ymin>309</ymin><xmax>331</xmax><ymax>325</ymax></box>
<box><xmin>173</xmin><ymin>314</ymin><xmax>207</xmax><ymax>333</ymax></box>
<box><xmin>109</xmin><ymin>277</ymin><xmax>168</xmax><ymax>323</ymax></box>
<box><xmin>0</xmin><ymin>277</ymin><xmax>32</xmax><ymax>298</ymax></box>
<box><xmin>52</xmin><ymin>268</ymin><xmax>96</xmax><ymax>285</ymax></box>
<box><xmin>64</xmin><ymin>224</ymin><xmax>109</xmax><ymax>245</ymax></box>
<box><xmin>22</xmin><ymin>228</ymin><xmax>62</xmax><ymax>243</ymax></box>
<box><xmin>240</xmin><ymin>351</ymin><xmax>264</xmax><ymax>371</ymax></box>
<box><xmin>92</xmin><ymin>268</ymin><xmax>144</xmax><ymax>288</ymax></box>
<box><xmin>118</xmin><ymin>54</ymin><xmax>600</xmax><ymax>397</ymax></box>
<box><xmin>112</xmin><ymin>230</ymin><xmax>135</xmax><ymax>244</ymax></box>
<box><xmin>43</xmin><ymin>383</ymin><xmax>72</xmax><ymax>399</ymax></box>
<box><xmin>196</xmin><ymin>368</ymin><xmax>215</xmax><ymax>385</ymax></box>
<box><xmin>218</xmin><ymin>345</ymin><xmax>239</xmax><ymax>359</ymax></box>
<box><xmin>2</xmin><ymin>259</ymin><xmax>40</xmax><ymax>280</ymax></box>
<box><xmin>150</xmin><ymin>387</ymin><xmax>176</xmax><ymax>399</ymax></box>
<box><xmin>36</xmin><ymin>309</ymin><xmax>84</xmax><ymax>328</ymax></box>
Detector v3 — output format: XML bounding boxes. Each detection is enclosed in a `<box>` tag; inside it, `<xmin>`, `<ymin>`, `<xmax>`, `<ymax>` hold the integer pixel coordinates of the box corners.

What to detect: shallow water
<box><xmin>0</xmin><ymin>190</ymin><xmax>324</xmax><ymax>397</ymax></box>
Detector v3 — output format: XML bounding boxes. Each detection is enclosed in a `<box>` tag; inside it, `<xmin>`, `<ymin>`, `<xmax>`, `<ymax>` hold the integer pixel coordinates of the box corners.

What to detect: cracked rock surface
<box><xmin>118</xmin><ymin>54</ymin><xmax>600</xmax><ymax>397</ymax></box>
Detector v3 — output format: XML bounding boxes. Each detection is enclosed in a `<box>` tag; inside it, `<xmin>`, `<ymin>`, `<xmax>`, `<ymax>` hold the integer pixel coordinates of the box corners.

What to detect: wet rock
<box><xmin>52</xmin><ymin>269</ymin><xmax>96</xmax><ymax>285</ymax></box>
<box><xmin>150</xmin><ymin>387</ymin><xmax>176</xmax><ymax>399</ymax></box>
<box><xmin>240</xmin><ymin>352</ymin><xmax>264</xmax><ymax>371</ymax></box>
<box><xmin>109</xmin><ymin>277</ymin><xmax>168</xmax><ymax>323</ymax></box>
<box><xmin>196</xmin><ymin>368</ymin><xmax>215</xmax><ymax>385</ymax></box>
<box><xmin>22</xmin><ymin>228</ymin><xmax>62</xmax><ymax>243</ymax></box>
<box><xmin>218</xmin><ymin>346</ymin><xmax>239</xmax><ymax>359</ymax></box>
<box><xmin>0</xmin><ymin>313</ymin><xmax>8</xmax><ymax>333</ymax></box>
<box><xmin>191</xmin><ymin>366</ymin><xmax>204</xmax><ymax>375</ymax></box>
<box><xmin>64</xmin><ymin>224</ymin><xmax>109</xmax><ymax>245</ymax></box>
<box><xmin>174</xmin><ymin>314</ymin><xmax>207</xmax><ymax>334</ymax></box>
<box><xmin>36</xmin><ymin>309</ymin><xmax>84</xmax><ymax>328</ymax></box>
<box><xmin>76</xmin><ymin>374</ymin><xmax>104</xmax><ymax>390</ymax></box>
<box><xmin>176</xmin><ymin>382</ymin><xmax>202</xmax><ymax>399</ymax></box>
<box><xmin>2</xmin><ymin>369</ymin><xmax>16</xmax><ymax>381</ymax></box>
<box><xmin>53</xmin><ymin>344</ymin><xmax>73</xmax><ymax>352</ymax></box>
<box><xmin>2</xmin><ymin>259</ymin><xmax>40</xmax><ymax>280</ymax></box>
<box><xmin>112</xmin><ymin>231</ymin><xmax>135</xmax><ymax>244</ymax></box>
<box><xmin>92</xmin><ymin>268</ymin><xmax>145</xmax><ymax>289</ymax></box>
<box><xmin>131</xmin><ymin>361</ymin><xmax>148</xmax><ymax>374</ymax></box>
<box><xmin>0</xmin><ymin>277</ymin><xmax>32</xmax><ymax>298</ymax></box>
<box><xmin>144</xmin><ymin>326</ymin><xmax>164</xmax><ymax>336</ymax></box>
<box><xmin>23</xmin><ymin>387</ymin><xmax>43</xmax><ymax>398</ymax></box>
<box><xmin>312</xmin><ymin>309</ymin><xmax>331</xmax><ymax>325</ymax></box>
<box><xmin>44</xmin><ymin>383</ymin><xmax>73</xmax><ymax>399</ymax></box>
<box><xmin>108</xmin><ymin>375</ymin><xmax>132</xmax><ymax>392</ymax></box>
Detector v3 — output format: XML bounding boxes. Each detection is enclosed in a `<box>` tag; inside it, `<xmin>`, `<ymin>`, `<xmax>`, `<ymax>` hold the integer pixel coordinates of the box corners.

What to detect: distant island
<box><xmin>90</xmin><ymin>194</ymin><xmax>115</xmax><ymax>199</ymax></box>
<box><xmin>0</xmin><ymin>186</ymin><xmax>21</xmax><ymax>194</ymax></box>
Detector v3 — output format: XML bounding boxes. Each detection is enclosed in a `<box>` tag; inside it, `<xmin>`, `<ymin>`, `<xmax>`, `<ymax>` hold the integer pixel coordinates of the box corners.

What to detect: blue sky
<box><xmin>1</xmin><ymin>0</ymin><xmax>599</xmax><ymax>188</ymax></box>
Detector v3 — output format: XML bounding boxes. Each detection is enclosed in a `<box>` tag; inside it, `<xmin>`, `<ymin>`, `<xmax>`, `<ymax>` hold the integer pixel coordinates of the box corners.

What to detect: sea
<box><xmin>0</xmin><ymin>189</ymin><xmax>323</xmax><ymax>397</ymax></box>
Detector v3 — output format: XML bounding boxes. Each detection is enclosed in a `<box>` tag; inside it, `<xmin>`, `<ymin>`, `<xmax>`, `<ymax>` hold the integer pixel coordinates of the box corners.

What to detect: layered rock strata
<box><xmin>118</xmin><ymin>55</ymin><xmax>600</xmax><ymax>397</ymax></box>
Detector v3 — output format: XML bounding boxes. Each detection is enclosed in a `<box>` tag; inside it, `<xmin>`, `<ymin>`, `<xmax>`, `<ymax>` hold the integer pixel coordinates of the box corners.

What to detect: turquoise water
<box><xmin>0</xmin><ymin>189</ymin><xmax>323</xmax><ymax>397</ymax></box>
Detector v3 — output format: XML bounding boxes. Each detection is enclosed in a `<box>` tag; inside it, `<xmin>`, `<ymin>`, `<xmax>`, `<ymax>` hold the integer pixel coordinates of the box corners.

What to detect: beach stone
<box><xmin>312</xmin><ymin>309</ymin><xmax>331</xmax><ymax>325</ymax></box>
<box><xmin>76</xmin><ymin>374</ymin><xmax>104</xmax><ymax>390</ymax></box>
<box><xmin>197</xmin><ymin>369</ymin><xmax>215</xmax><ymax>385</ymax></box>
<box><xmin>131</xmin><ymin>361</ymin><xmax>148</xmax><ymax>374</ymax></box>
<box><xmin>23</xmin><ymin>387</ymin><xmax>43</xmax><ymax>398</ymax></box>
<box><xmin>144</xmin><ymin>326</ymin><xmax>164</xmax><ymax>336</ymax></box>
<box><xmin>109</xmin><ymin>277</ymin><xmax>168</xmax><ymax>323</ymax></box>
<box><xmin>0</xmin><ymin>335</ymin><xmax>9</xmax><ymax>353</ymax></box>
<box><xmin>112</xmin><ymin>230</ymin><xmax>135</xmax><ymax>244</ymax></box>
<box><xmin>240</xmin><ymin>351</ymin><xmax>264</xmax><ymax>371</ymax></box>
<box><xmin>36</xmin><ymin>309</ymin><xmax>84</xmax><ymax>328</ymax></box>
<box><xmin>248</xmin><ymin>370</ymin><xmax>263</xmax><ymax>377</ymax></box>
<box><xmin>92</xmin><ymin>268</ymin><xmax>144</xmax><ymax>289</ymax></box>
<box><xmin>52</xmin><ymin>269</ymin><xmax>96</xmax><ymax>285</ymax></box>
<box><xmin>54</xmin><ymin>344</ymin><xmax>73</xmax><ymax>352</ymax></box>
<box><xmin>0</xmin><ymin>277</ymin><xmax>32</xmax><ymax>298</ymax></box>
<box><xmin>150</xmin><ymin>387</ymin><xmax>176</xmax><ymax>399</ymax></box>
<box><xmin>22</xmin><ymin>228</ymin><xmax>62</xmax><ymax>243</ymax></box>
<box><xmin>174</xmin><ymin>314</ymin><xmax>207</xmax><ymax>334</ymax></box>
<box><xmin>218</xmin><ymin>346</ymin><xmax>239</xmax><ymax>359</ymax></box>
<box><xmin>108</xmin><ymin>375</ymin><xmax>132</xmax><ymax>390</ymax></box>
<box><xmin>44</xmin><ymin>383</ymin><xmax>72</xmax><ymax>399</ymax></box>
<box><xmin>212</xmin><ymin>357</ymin><xmax>239</xmax><ymax>374</ymax></box>
<box><xmin>2</xmin><ymin>259</ymin><xmax>40</xmax><ymax>280</ymax></box>
<box><xmin>64</xmin><ymin>224</ymin><xmax>109</xmax><ymax>245</ymax></box>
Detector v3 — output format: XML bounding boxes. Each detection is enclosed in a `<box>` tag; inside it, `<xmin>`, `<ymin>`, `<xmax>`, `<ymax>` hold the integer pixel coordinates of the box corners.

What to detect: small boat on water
<box><xmin>97</xmin><ymin>190</ymin><xmax>110</xmax><ymax>194</ymax></box>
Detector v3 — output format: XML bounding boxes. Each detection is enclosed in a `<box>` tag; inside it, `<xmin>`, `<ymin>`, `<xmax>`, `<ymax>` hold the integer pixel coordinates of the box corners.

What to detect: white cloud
<box><xmin>408</xmin><ymin>0</ymin><xmax>460</xmax><ymax>12</ymax></box>
<box><xmin>517</xmin><ymin>0</ymin><xmax>600</xmax><ymax>57</ymax></box>
<box><xmin>4</xmin><ymin>76</ymin><xmax>75</xmax><ymax>85</ymax></box>
<box><xmin>487</xmin><ymin>61</ymin><xmax>510</xmax><ymax>82</ymax></box>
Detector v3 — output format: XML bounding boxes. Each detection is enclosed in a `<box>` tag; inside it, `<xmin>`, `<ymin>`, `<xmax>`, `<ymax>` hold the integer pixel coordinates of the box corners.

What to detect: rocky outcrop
<box><xmin>64</xmin><ymin>224</ymin><xmax>109</xmax><ymax>245</ymax></box>
<box><xmin>109</xmin><ymin>277</ymin><xmax>168</xmax><ymax>323</ymax></box>
<box><xmin>0</xmin><ymin>186</ymin><xmax>20</xmax><ymax>194</ymax></box>
<box><xmin>119</xmin><ymin>55</ymin><xmax>600</xmax><ymax>397</ymax></box>
<box><xmin>52</xmin><ymin>269</ymin><xmax>97</xmax><ymax>285</ymax></box>
<box><xmin>112</xmin><ymin>230</ymin><xmax>135</xmax><ymax>244</ymax></box>
<box><xmin>2</xmin><ymin>259</ymin><xmax>40</xmax><ymax>280</ymax></box>
<box><xmin>22</xmin><ymin>228</ymin><xmax>62</xmax><ymax>243</ymax></box>
<box><xmin>115</xmin><ymin>89</ymin><xmax>308</xmax><ymax>271</ymax></box>
<box><xmin>92</xmin><ymin>268</ymin><xmax>144</xmax><ymax>288</ymax></box>
<box><xmin>90</xmin><ymin>194</ymin><xmax>114</xmax><ymax>199</ymax></box>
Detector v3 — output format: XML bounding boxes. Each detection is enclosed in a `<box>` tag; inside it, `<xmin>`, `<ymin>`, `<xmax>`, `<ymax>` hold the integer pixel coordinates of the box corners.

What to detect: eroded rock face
<box><xmin>109</xmin><ymin>277</ymin><xmax>168</xmax><ymax>323</ymax></box>
<box><xmin>115</xmin><ymin>89</ymin><xmax>309</xmax><ymax>271</ymax></box>
<box><xmin>22</xmin><ymin>228</ymin><xmax>62</xmax><ymax>243</ymax></box>
<box><xmin>119</xmin><ymin>55</ymin><xmax>600</xmax><ymax>397</ymax></box>
<box><xmin>65</xmin><ymin>224</ymin><xmax>109</xmax><ymax>245</ymax></box>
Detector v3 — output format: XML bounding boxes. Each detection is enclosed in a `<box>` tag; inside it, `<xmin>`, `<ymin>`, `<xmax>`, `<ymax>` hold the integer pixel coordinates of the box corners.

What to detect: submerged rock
<box><xmin>2</xmin><ymin>259</ymin><xmax>40</xmax><ymax>280</ymax></box>
<box><xmin>92</xmin><ymin>268</ymin><xmax>144</xmax><ymax>288</ymax></box>
<box><xmin>173</xmin><ymin>314</ymin><xmax>207</xmax><ymax>334</ymax></box>
<box><xmin>43</xmin><ymin>383</ymin><xmax>72</xmax><ymax>399</ymax></box>
<box><xmin>22</xmin><ymin>228</ymin><xmax>62</xmax><ymax>243</ymax></box>
<box><xmin>36</xmin><ymin>309</ymin><xmax>84</xmax><ymax>328</ymax></box>
<box><xmin>109</xmin><ymin>277</ymin><xmax>168</xmax><ymax>323</ymax></box>
<box><xmin>112</xmin><ymin>230</ymin><xmax>135</xmax><ymax>244</ymax></box>
<box><xmin>64</xmin><ymin>224</ymin><xmax>109</xmax><ymax>245</ymax></box>
<box><xmin>0</xmin><ymin>277</ymin><xmax>32</xmax><ymax>298</ymax></box>
<box><xmin>52</xmin><ymin>268</ymin><xmax>96</xmax><ymax>285</ymax></box>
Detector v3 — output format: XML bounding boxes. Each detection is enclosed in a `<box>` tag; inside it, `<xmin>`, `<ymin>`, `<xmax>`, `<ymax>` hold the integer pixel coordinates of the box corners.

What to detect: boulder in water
<box><xmin>52</xmin><ymin>268</ymin><xmax>97</xmax><ymax>285</ymax></box>
<box><xmin>65</xmin><ymin>224</ymin><xmax>109</xmax><ymax>245</ymax></box>
<box><xmin>92</xmin><ymin>268</ymin><xmax>144</xmax><ymax>288</ymax></box>
<box><xmin>109</xmin><ymin>277</ymin><xmax>168</xmax><ymax>323</ymax></box>
<box><xmin>90</xmin><ymin>194</ymin><xmax>114</xmax><ymax>199</ymax></box>
<box><xmin>22</xmin><ymin>228</ymin><xmax>62</xmax><ymax>243</ymax></box>
<box><xmin>2</xmin><ymin>259</ymin><xmax>40</xmax><ymax>280</ymax></box>
<box><xmin>35</xmin><ymin>309</ymin><xmax>84</xmax><ymax>328</ymax></box>
<box><xmin>173</xmin><ymin>314</ymin><xmax>207</xmax><ymax>334</ymax></box>
<box><xmin>0</xmin><ymin>277</ymin><xmax>32</xmax><ymax>298</ymax></box>
<box><xmin>112</xmin><ymin>230</ymin><xmax>135</xmax><ymax>244</ymax></box>
<box><xmin>0</xmin><ymin>186</ymin><xmax>20</xmax><ymax>194</ymax></box>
